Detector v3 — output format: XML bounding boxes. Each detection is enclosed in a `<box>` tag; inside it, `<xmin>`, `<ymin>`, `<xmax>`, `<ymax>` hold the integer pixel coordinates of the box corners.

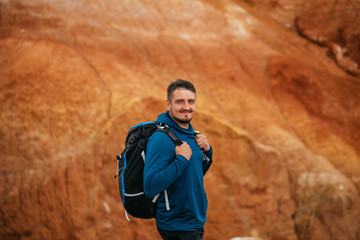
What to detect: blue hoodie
<box><xmin>143</xmin><ymin>111</ymin><xmax>213</xmax><ymax>231</ymax></box>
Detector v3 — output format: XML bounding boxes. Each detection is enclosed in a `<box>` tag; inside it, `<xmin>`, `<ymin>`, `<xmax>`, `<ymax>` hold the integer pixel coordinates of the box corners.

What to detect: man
<box><xmin>143</xmin><ymin>79</ymin><xmax>213</xmax><ymax>240</ymax></box>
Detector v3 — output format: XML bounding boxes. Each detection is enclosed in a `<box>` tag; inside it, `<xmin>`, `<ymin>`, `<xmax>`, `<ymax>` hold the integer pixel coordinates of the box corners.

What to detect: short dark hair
<box><xmin>167</xmin><ymin>78</ymin><xmax>196</xmax><ymax>101</ymax></box>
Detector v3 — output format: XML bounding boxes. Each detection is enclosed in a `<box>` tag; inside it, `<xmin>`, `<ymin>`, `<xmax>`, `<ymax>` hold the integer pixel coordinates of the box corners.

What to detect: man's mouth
<box><xmin>180</xmin><ymin>110</ymin><xmax>192</xmax><ymax>114</ymax></box>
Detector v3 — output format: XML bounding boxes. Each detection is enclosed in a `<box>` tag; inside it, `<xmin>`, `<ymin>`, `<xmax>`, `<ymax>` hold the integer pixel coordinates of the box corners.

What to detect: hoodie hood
<box><xmin>156</xmin><ymin>111</ymin><xmax>195</xmax><ymax>136</ymax></box>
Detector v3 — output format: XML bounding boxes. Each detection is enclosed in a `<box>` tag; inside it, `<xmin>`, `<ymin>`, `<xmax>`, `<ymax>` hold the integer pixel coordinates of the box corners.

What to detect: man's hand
<box><xmin>195</xmin><ymin>133</ymin><xmax>210</xmax><ymax>152</ymax></box>
<box><xmin>175</xmin><ymin>141</ymin><xmax>192</xmax><ymax>160</ymax></box>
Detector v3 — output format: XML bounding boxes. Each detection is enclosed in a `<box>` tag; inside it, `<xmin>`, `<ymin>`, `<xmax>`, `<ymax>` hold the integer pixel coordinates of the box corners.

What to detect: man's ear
<box><xmin>166</xmin><ymin>100</ymin><xmax>170</xmax><ymax>110</ymax></box>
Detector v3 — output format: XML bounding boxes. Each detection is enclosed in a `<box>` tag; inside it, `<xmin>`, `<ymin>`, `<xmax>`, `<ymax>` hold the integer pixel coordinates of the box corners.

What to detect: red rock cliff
<box><xmin>1</xmin><ymin>0</ymin><xmax>359</xmax><ymax>240</ymax></box>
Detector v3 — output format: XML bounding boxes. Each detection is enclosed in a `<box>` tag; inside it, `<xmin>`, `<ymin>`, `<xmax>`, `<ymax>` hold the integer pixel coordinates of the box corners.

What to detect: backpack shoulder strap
<box><xmin>155</xmin><ymin>123</ymin><xmax>182</xmax><ymax>146</ymax></box>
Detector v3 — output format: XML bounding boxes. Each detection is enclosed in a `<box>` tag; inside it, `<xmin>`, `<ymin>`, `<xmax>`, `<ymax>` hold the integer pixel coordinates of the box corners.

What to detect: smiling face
<box><xmin>166</xmin><ymin>88</ymin><xmax>196</xmax><ymax>129</ymax></box>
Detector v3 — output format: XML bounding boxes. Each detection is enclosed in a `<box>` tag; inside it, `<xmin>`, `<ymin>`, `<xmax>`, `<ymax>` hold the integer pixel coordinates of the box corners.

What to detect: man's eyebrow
<box><xmin>175</xmin><ymin>98</ymin><xmax>196</xmax><ymax>101</ymax></box>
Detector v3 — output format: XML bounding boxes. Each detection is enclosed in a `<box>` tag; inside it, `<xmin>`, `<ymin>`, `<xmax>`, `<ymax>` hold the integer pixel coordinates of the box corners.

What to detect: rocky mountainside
<box><xmin>1</xmin><ymin>0</ymin><xmax>359</xmax><ymax>239</ymax></box>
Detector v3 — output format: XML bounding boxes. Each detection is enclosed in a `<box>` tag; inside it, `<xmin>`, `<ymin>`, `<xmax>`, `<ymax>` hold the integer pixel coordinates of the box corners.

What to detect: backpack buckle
<box><xmin>156</xmin><ymin>122</ymin><xmax>169</xmax><ymax>130</ymax></box>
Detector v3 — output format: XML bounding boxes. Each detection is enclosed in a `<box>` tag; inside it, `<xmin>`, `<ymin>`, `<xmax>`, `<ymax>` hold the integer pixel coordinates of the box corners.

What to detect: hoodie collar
<box><xmin>156</xmin><ymin>111</ymin><xmax>195</xmax><ymax>135</ymax></box>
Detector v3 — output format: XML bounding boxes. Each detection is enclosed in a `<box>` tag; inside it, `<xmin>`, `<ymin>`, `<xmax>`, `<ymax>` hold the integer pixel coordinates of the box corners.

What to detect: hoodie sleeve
<box><xmin>143</xmin><ymin>131</ymin><xmax>189</xmax><ymax>198</ymax></box>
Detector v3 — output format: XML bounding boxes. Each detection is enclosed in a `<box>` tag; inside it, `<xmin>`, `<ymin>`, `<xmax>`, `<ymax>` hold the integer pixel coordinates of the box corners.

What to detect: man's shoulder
<box><xmin>149</xmin><ymin>129</ymin><xmax>176</xmax><ymax>143</ymax></box>
<box><xmin>147</xmin><ymin>129</ymin><xmax>176</xmax><ymax>155</ymax></box>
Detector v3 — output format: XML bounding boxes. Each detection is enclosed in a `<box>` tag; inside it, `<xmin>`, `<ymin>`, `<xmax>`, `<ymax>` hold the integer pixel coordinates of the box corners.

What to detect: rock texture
<box><xmin>249</xmin><ymin>0</ymin><xmax>360</xmax><ymax>76</ymax></box>
<box><xmin>1</xmin><ymin>0</ymin><xmax>359</xmax><ymax>240</ymax></box>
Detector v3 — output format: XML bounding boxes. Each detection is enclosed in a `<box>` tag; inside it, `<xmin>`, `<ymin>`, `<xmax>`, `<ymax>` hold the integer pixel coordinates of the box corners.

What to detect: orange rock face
<box><xmin>250</xmin><ymin>0</ymin><xmax>360</xmax><ymax>76</ymax></box>
<box><xmin>1</xmin><ymin>0</ymin><xmax>359</xmax><ymax>240</ymax></box>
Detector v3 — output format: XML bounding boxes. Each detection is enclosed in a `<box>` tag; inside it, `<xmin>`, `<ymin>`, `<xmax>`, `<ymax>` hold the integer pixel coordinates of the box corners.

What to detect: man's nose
<box><xmin>183</xmin><ymin>102</ymin><xmax>191</xmax><ymax>110</ymax></box>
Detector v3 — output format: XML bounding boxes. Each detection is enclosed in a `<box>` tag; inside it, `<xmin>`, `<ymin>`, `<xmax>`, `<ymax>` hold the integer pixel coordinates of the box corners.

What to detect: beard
<box><xmin>169</xmin><ymin>109</ymin><xmax>193</xmax><ymax>124</ymax></box>
<box><xmin>173</xmin><ymin>115</ymin><xmax>192</xmax><ymax>124</ymax></box>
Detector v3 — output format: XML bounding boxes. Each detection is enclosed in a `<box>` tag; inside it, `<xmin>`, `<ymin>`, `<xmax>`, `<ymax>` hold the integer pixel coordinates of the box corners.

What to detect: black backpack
<box><xmin>114</xmin><ymin>121</ymin><xmax>182</xmax><ymax>220</ymax></box>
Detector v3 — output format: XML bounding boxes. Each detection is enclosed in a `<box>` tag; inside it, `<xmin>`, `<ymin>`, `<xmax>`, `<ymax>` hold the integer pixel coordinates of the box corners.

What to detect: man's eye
<box><xmin>176</xmin><ymin>100</ymin><xmax>183</xmax><ymax>104</ymax></box>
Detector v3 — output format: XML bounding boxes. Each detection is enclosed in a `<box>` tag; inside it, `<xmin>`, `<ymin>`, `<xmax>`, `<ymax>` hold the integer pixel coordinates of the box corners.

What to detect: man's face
<box><xmin>166</xmin><ymin>88</ymin><xmax>196</xmax><ymax>128</ymax></box>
